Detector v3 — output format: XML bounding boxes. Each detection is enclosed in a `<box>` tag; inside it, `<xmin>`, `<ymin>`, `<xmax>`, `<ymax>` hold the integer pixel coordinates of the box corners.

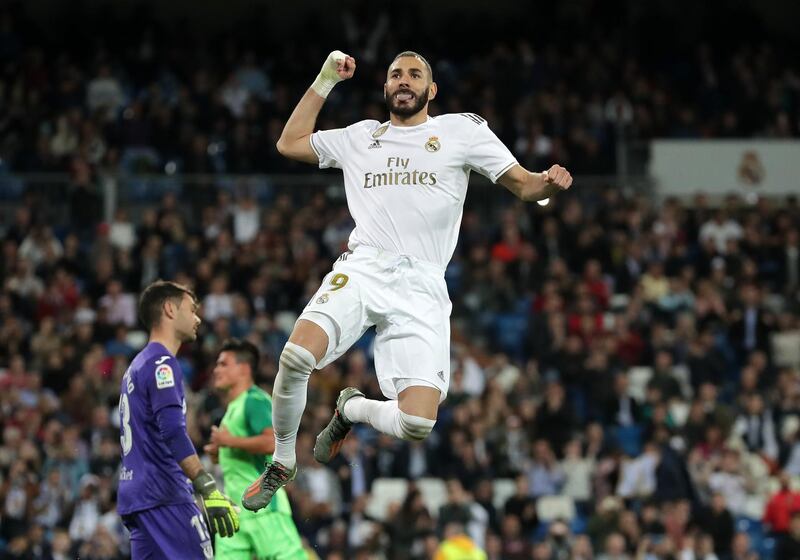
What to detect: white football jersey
<box><xmin>310</xmin><ymin>113</ymin><xmax>517</xmax><ymax>267</ymax></box>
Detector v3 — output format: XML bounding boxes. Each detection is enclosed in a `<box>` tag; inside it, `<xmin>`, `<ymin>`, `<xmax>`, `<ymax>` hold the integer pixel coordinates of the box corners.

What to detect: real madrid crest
<box><xmin>372</xmin><ymin>124</ymin><xmax>389</xmax><ymax>139</ymax></box>
<box><xmin>316</xmin><ymin>293</ymin><xmax>329</xmax><ymax>304</ymax></box>
<box><xmin>425</xmin><ymin>136</ymin><xmax>441</xmax><ymax>152</ymax></box>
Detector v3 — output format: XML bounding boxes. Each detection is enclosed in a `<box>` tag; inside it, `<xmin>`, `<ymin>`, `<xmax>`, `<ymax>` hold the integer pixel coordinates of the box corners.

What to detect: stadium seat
<box><xmin>761</xmin><ymin>536</ymin><xmax>777</xmax><ymax>560</ymax></box>
<box><xmin>610</xmin><ymin>425</ymin><xmax>643</xmax><ymax>457</ymax></box>
<box><xmin>0</xmin><ymin>175</ymin><xmax>25</xmax><ymax>200</ymax></box>
<box><xmin>672</xmin><ymin>365</ymin><xmax>693</xmax><ymax>399</ymax></box>
<box><xmin>536</xmin><ymin>495</ymin><xmax>576</xmax><ymax>522</ymax></box>
<box><xmin>627</xmin><ymin>367</ymin><xmax>653</xmax><ymax>402</ymax></box>
<box><xmin>493</xmin><ymin>313</ymin><xmax>528</xmax><ymax>359</ymax></box>
<box><xmin>766</xmin><ymin>475</ymin><xmax>800</xmax><ymax>494</ymax></box>
<box><xmin>492</xmin><ymin>479</ymin><xmax>516</xmax><ymax>511</ymax></box>
<box><xmin>417</xmin><ymin>478</ymin><xmax>448</xmax><ymax>515</ymax></box>
<box><xmin>532</xmin><ymin>520</ymin><xmax>550</xmax><ymax>542</ymax></box>
<box><xmin>609</xmin><ymin>294</ymin><xmax>630</xmax><ymax>311</ymax></box>
<box><xmin>772</xmin><ymin>330</ymin><xmax>800</xmax><ymax>369</ymax></box>
<box><xmin>366</xmin><ymin>479</ymin><xmax>408</xmax><ymax>521</ymax></box>
<box><xmin>742</xmin><ymin>495</ymin><xmax>767</xmax><ymax>520</ymax></box>
<box><xmin>669</xmin><ymin>401</ymin><xmax>690</xmax><ymax>427</ymax></box>
<box><xmin>767</xmin><ymin>476</ymin><xmax>780</xmax><ymax>494</ymax></box>
<box><xmin>570</xmin><ymin>513</ymin><xmax>587</xmax><ymax>534</ymax></box>
<box><xmin>736</xmin><ymin>516</ymin><xmax>765</xmax><ymax>552</ymax></box>
<box><xmin>274</xmin><ymin>311</ymin><xmax>299</xmax><ymax>337</ymax></box>
<box><xmin>125</xmin><ymin>330</ymin><xmax>148</xmax><ymax>350</ymax></box>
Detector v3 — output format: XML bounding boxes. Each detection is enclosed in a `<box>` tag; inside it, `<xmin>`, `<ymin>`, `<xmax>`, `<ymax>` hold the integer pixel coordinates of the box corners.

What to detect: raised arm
<box><xmin>276</xmin><ymin>50</ymin><xmax>356</xmax><ymax>164</ymax></box>
<box><xmin>498</xmin><ymin>163</ymin><xmax>573</xmax><ymax>202</ymax></box>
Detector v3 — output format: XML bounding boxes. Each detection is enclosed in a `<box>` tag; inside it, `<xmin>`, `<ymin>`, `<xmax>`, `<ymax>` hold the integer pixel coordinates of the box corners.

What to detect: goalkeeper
<box><xmin>117</xmin><ymin>280</ymin><xmax>238</xmax><ymax>559</ymax></box>
<box><xmin>205</xmin><ymin>338</ymin><xmax>306</xmax><ymax>559</ymax></box>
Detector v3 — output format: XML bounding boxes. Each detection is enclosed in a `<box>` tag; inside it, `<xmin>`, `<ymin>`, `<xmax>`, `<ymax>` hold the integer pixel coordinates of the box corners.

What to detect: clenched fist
<box><xmin>542</xmin><ymin>164</ymin><xmax>573</xmax><ymax>191</ymax></box>
<box><xmin>333</xmin><ymin>53</ymin><xmax>356</xmax><ymax>80</ymax></box>
<box><xmin>312</xmin><ymin>50</ymin><xmax>356</xmax><ymax>98</ymax></box>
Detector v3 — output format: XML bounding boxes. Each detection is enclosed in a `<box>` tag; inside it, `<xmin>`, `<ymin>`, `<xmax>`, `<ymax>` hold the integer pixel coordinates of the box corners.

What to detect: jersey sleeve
<box><xmin>244</xmin><ymin>390</ymin><xmax>272</xmax><ymax>436</ymax></box>
<box><xmin>147</xmin><ymin>356</ymin><xmax>184</xmax><ymax>414</ymax></box>
<box><xmin>464</xmin><ymin>119</ymin><xmax>518</xmax><ymax>183</ymax></box>
<box><xmin>310</xmin><ymin>128</ymin><xmax>348</xmax><ymax>170</ymax></box>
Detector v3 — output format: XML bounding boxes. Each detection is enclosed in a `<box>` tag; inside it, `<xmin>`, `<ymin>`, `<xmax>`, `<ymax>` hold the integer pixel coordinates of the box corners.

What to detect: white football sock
<box><xmin>271</xmin><ymin>342</ymin><xmax>316</xmax><ymax>469</ymax></box>
<box><xmin>343</xmin><ymin>397</ymin><xmax>402</xmax><ymax>437</ymax></box>
<box><xmin>343</xmin><ymin>397</ymin><xmax>435</xmax><ymax>441</ymax></box>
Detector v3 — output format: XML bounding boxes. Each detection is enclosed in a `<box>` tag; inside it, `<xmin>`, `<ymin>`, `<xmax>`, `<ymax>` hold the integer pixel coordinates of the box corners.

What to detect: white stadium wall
<box><xmin>650</xmin><ymin>140</ymin><xmax>800</xmax><ymax>198</ymax></box>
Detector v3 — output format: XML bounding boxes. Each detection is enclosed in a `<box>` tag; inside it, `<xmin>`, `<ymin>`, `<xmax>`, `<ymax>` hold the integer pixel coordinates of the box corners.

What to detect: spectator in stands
<box><xmin>764</xmin><ymin>472</ymin><xmax>800</xmax><ymax>537</ymax></box>
<box><xmin>604</xmin><ymin>372</ymin><xmax>643</xmax><ymax>428</ymax></box>
<box><xmin>434</xmin><ymin>522</ymin><xmax>486</xmax><ymax>560</ymax></box>
<box><xmin>597</xmin><ymin>532</ymin><xmax>629</xmax><ymax>560</ymax></box>
<box><xmin>693</xmin><ymin>492</ymin><xmax>736</xmax><ymax>558</ymax></box>
<box><xmin>700</xmin><ymin>210</ymin><xmax>744</xmax><ymax>254</ymax></box>
<box><xmin>498</xmin><ymin>514</ymin><xmax>529</xmax><ymax>560</ymax></box>
<box><xmin>526</xmin><ymin>439</ymin><xmax>566</xmax><ymax>498</ymax></box>
<box><xmin>734</xmin><ymin>392</ymin><xmax>780</xmax><ymax>462</ymax></box>
<box><xmin>777</xmin><ymin>510</ymin><xmax>800</xmax><ymax>560</ymax></box>
<box><xmin>730</xmin><ymin>531</ymin><xmax>759</xmax><ymax>560</ymax></box>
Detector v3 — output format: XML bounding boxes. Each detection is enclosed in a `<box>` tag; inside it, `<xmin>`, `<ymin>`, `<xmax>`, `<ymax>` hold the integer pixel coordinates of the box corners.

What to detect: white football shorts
<box><xmin>299</xmin><ymin>245</ymin><xmax>451</xmax><ymax>402</ymax></box>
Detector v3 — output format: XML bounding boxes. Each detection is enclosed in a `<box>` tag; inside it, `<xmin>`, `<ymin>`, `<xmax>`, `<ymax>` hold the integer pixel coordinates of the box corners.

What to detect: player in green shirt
<box><xmin>205</xmin><ymin>338</ymin><xmax>307</xmax><ymax>560</ymax></box>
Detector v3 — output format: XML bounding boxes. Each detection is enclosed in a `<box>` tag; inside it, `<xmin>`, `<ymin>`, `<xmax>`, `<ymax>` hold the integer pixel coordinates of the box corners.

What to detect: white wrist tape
<box><xmin>311</xmin><ymin>50</ymin><xmax>347</xmax><ymax>98</ymax></box>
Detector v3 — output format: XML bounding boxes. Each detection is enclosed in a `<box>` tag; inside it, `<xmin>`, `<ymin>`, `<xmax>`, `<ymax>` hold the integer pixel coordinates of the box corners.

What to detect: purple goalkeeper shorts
<box><xmin>122</xmin><ymin>502</ymin><xmax>213</xmax><ymax>560</ymax></box>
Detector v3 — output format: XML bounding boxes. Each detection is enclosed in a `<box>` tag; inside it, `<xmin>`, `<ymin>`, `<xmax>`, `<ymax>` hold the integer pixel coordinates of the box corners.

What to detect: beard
<box><xmin>385</xmin><ymin>86</ymin><xmax>430</xmax><ymax>117</ymax></box>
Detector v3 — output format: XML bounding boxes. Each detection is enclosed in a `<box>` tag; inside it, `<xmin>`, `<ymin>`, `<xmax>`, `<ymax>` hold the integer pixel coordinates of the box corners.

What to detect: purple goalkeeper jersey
<box><xmin>117</xmin><ymin>342</ymin><xmax>194</xmax><ymax>515</ymax></box>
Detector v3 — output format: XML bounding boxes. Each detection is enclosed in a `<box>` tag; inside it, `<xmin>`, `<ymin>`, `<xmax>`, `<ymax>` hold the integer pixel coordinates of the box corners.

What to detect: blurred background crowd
<box><xmin>2</xmin><ymin>0</ymin><xmax>800</xmax><ymax>559</ymax></box>
<box><xmin>1</xmin><ymin>0</ymin><xmax>799</xmax><ymax>180</ymax></box>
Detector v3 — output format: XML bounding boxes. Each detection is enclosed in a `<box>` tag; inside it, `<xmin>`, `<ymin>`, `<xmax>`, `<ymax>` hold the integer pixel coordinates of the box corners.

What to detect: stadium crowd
<box><xmin>1</xmin><ymin>2</ymin><xmax>800</xmax><ymax>560</ymax></box>
<box><xmin>2</xmin><ymin>179</ymin><xmax>800</xmax><ymax>559</ymax></box>
<box><xmin>0</xmin><ymin>4</ymin><xmax>799</xmax><ymax>180</ymax></box>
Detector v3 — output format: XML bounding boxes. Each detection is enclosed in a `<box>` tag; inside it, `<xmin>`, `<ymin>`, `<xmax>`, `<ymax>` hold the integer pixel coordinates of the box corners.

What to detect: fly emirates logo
<box><xmin>363</xmin><ymin>157</ymin><xmax>438</xmax><ymax>189</ymax></box>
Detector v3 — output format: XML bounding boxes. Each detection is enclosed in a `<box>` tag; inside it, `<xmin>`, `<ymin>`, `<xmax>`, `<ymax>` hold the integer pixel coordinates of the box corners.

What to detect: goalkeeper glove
<box><xmin>193</xmin><ymin>471</ymin><xmax>240</xmax><ymax>538</ymax></box>
<box><xmin>311</xmin><ymin>50</ymin><xmax>348</xmax><ymax>98</ymax></box>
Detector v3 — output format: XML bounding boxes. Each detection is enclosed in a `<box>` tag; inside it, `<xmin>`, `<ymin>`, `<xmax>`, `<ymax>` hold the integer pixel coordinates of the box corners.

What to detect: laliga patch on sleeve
<box><xmin>155</xmin><ymin>363</ymin><xmax>175</xmax><ymax>389</ymax></box>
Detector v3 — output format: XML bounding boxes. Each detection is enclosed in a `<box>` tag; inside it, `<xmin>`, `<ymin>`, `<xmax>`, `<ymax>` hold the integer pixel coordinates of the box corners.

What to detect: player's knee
<box><xmin>278</xmin><ymin>342</ymin><xmax>317</xmax><ymax>381</ymax></box>
<box><xmin>398</xmin><ymin>411</ymin><xmax>436</xmax><ymax>442</ymax></box>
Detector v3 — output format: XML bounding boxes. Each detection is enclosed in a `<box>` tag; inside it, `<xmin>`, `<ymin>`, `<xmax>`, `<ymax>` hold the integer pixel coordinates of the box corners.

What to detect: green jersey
<box><xmin>219</xmin><ymin>386</ymin><xmax>291</xmax><ymax>515</ymax></box>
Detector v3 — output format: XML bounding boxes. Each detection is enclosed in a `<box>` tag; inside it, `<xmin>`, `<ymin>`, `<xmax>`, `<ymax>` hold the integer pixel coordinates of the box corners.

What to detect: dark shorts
<box><xmin>122</xmin><ymin>502</ymin><xmax>213</xmax><ymax>560</ymax></box>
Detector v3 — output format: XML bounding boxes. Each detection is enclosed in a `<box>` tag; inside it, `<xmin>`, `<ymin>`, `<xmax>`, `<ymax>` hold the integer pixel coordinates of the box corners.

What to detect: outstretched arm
<box><xmin>498</xmin><ymin>163</ymin><xmax>573</xmax><ymax>202</ymax></box>
<box><xmin>276</xmin><ymin>50</ymin><xmax>356</xmax><ymax>164</ymax></box>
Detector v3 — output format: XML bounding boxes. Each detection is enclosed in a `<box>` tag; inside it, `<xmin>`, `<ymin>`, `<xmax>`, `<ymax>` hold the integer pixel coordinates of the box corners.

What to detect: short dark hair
<box><xmin>392</xmin><ymin>51</ymin><xmax>433</xmax><ymax>81</ymax></box>
<box><xmin>219</xmin><ymin>338</ymin><xmax>260</xmax><ymax>374</ymax></box>
<box><xmin>138</xmin><ymin>280</ymin><xmax>196</xmax><ymax>331</ymax></box>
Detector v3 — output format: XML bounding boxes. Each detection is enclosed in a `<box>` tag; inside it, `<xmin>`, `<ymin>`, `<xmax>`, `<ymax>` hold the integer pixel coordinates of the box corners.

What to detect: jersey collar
<box><xmin>387</xmin><ymin>115</ymin><xmax>434</xmax><ymax>130</ymax></box>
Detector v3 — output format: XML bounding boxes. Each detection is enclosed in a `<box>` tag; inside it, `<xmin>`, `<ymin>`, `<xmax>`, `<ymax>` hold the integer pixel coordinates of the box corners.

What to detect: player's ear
<box><xmin>162</xmin><ymin>299</ymin><xmax>176</xmax><ymax>320</ymax></box>
<box><xmin>428</xmin><ymin>82</ymin><xmax>437</xmax><ymax>101</ymax></box>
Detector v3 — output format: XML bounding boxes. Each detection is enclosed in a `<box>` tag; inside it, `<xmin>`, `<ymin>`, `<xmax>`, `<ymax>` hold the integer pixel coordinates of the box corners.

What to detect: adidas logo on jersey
<box><xmin>368</xmin><ymin>140</ymin><xmax>382</xmax><ymax>149</ymax></box>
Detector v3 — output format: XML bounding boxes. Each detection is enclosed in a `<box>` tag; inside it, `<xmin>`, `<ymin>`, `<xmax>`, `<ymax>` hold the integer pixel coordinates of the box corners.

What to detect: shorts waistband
<box><xmin>346</xmin><ymin>245</ymin><xmax>445</xmax><ymax>276</ymax></box>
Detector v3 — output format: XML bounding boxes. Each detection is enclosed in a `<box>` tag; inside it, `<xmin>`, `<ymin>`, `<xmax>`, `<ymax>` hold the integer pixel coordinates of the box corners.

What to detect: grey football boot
<box><xmin>313</xmin><ymin>387</ymin><xmax>364</xmax><ymax>463</ymax></box>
